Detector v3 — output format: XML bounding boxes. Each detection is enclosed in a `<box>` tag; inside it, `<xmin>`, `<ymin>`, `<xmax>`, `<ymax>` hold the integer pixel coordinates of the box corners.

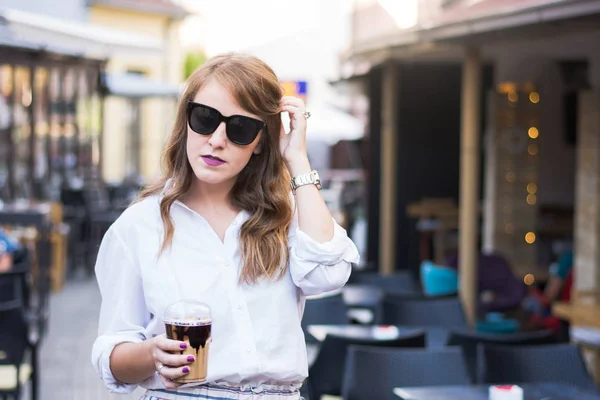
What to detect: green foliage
<box><xmin>184</xmin><ymin>51</ymin><xmax>206</xmax><ymax>79</ymax></box>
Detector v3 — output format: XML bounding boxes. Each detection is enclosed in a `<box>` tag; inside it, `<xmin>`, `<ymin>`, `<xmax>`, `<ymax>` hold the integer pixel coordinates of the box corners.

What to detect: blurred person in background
<box><xmin>92</xmin><ymin>53</ymin><xmax>359</xmax><ymax>400</ymax></box>
<box><xmin>522</xmin><ymin>249</ymin><xmax>573</xmax><ymax>337</ymax></box>
<box><xmin>0</xmin><ymin>227</ymin><xmax>22</xmax><ymax>272</ymax></box>
<box><xmin>0</xmin><ymin>228</ymin><xmax>24</xmax><ymax>304</ymax></box>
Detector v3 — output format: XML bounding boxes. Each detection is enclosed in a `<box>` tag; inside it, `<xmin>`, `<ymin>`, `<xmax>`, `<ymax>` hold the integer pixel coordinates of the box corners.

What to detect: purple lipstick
<box><xmin>201</xmin><ymin>155</ymin><xmax>226</xmax><ymax>166</ymax></box>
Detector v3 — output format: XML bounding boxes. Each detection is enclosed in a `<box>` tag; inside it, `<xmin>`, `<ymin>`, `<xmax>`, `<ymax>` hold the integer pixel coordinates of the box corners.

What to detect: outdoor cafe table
<box><xmin>342</xmin><ymin>284</ymin><xmax>384</xmax><ymax>324</ymax></box>
<box><xmin>307</xmin><ymin>324</ymin><xmax>448</xmax><ymax>348</ymax></box>
<box><xmin>393</xmin><ymin>383</ymin><xmax>600</xmax><ymax>400</ymax></box>
<box><xmin>342</xmin><ymin>284</ymin><xmax>384</xmax><ymax>308</ymax></box>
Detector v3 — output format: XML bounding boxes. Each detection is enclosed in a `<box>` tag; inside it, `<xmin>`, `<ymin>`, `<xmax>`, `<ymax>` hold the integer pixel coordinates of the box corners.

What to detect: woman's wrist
<box><xmin>286</xmin><ymin>155</ymin><xmax>312</xmax><ymax>178</ymax></box>
<box><xmin>141</xmin><ymin>339</ymin><xmax>157</xmax><ymax>374</ymax></box>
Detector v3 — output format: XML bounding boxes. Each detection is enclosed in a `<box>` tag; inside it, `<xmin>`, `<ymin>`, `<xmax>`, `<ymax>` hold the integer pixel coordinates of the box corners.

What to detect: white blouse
<box><xmin>91</xmin><ymin>193</ymin><xmax>360</xmax><ymax>394</ymax></box>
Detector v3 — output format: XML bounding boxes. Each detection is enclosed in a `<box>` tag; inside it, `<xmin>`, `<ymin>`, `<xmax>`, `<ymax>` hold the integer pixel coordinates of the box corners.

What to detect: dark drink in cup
<box><xmin>164</xmin><ymin>301</ymin><xmax>212</xmax><ymax>383</ymax></box>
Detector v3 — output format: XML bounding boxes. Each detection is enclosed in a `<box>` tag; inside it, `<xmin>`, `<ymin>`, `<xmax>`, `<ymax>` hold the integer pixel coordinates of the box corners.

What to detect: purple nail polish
<box><xmin>187</xmin><ymin>356</ymin><xmax>195</xmax><ymax>362</ymax></box>
<box><xmin>182</xmin><ymin>367</ymin><xmax>190</xmax><ymax>373</ymax></box>
<box><xmin>180</xmin><ymin>343</ymin><xmax>187</xmax><ymax>349</ymax></box>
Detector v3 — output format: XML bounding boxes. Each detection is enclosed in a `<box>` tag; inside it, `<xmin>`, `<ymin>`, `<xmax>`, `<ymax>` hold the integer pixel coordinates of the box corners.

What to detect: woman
<box><xmin>91</xmin><ymin>53</ymin><xmax>359</xmax><ymax>400</ymax></box>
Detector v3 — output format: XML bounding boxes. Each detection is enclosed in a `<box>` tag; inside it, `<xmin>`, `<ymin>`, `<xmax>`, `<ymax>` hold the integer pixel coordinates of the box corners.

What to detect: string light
<box><xmin>529</xmin><ymin>92</ymin><xmax>540</xmax><ymax>104</ymax></box>
<box><xmin>524</xmin><ymin>274</ymin><xmax>535</xmax><ymax>285</ymax></box>
<box><xmin>528</xmin><ymin>144</ymin><xmax>538</xmax><ymax>155</ymax></box>
<box><xmin>525</xmin><ymin>232</ymin><xmax>536</xmax><ymax>244</ymax></box>
<box><xmin>528</xmin><ymin>127</ymin><xmax>539</xmax><ymax>139</ymax></box>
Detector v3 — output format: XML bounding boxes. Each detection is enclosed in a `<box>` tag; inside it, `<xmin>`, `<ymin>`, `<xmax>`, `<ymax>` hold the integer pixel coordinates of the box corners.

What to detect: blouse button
<box><xmin>246</xmin><ymin>347</ymin><xmax>252</xmax><ymax>353</ymax></box>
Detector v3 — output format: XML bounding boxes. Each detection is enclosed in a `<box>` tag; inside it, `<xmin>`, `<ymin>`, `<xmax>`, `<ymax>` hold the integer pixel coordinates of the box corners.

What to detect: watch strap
<box><xmin>290</xmin><ymin>170</ymin><xmax>322</xmax><ymax>193</ymax></box>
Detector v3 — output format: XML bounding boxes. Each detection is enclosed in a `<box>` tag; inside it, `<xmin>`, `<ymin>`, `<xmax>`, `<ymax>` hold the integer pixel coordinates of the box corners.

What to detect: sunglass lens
<box><xmin>190</xmin><ymin>105</ymin><xmax>220</xmax><ymax>134</ymax></box>
<box><xmin>227</xmin><ymin>117</ymin><xmax>262</xmax><ymax>145</ymax></box>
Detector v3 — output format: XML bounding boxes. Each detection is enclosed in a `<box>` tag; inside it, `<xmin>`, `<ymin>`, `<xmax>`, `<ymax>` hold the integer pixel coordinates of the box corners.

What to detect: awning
<box><xmin>347</xmin><ymin>0</ymin><xmax>600</xmax><ymax>61</ymax></box>
<box><xmin>1</xmin><ymin>6</ymin><xmax>163</xmax><ymax>59</ymax></box>
<box><xmin>0</xmin><ymin>16</ymin><xmax>106</xmax><ymax>64</ymax></box>
<box><xmin>103</xmin><ymin>73</ymin><xmax>181</xmax><ymax>98</ymax></box>
<box><xmin>419</xmin><ymin>0</ymin><xmax>600</xmax><ymax>40</ymax></box>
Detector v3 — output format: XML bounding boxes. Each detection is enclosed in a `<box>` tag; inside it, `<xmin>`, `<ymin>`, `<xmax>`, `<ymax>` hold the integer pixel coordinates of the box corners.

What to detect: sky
<box><xmin>178</xmin><ymin>0</ymin><xmax>353</xmax><ymax>56</ymax></box>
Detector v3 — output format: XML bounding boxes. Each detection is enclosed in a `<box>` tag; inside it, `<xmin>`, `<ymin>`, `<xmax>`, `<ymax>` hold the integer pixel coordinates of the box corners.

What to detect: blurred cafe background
<box><xmin>2</xmin><ymin>0</ymin><xmax>600</xmax><ymax>399</ymax></box>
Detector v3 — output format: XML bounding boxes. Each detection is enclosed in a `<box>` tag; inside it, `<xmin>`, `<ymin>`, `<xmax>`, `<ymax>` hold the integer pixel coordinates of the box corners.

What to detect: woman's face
<box><xmin>186</xmin><ymin>79</ymin><xmax>263</xmax><ymax>189</ymax></box>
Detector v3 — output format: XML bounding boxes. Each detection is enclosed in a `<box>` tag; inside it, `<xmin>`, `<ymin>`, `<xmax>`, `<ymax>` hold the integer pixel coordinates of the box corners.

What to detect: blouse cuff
<box><xmin>293</xmin><ymin>219</ymin><xmax>360</xmax><ymax>265</ymax></box>
<box><xmin>91</xmin><ymin>333</ymin><xmax>145</xmax><ymax>394</ymax></box>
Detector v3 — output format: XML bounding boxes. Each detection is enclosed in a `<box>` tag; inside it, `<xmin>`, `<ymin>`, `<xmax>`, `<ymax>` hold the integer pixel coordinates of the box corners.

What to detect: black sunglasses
<box><xmin>187</xmin><ymin>101</ymin><xmax>265</xmax><ymax>146</ymax></box>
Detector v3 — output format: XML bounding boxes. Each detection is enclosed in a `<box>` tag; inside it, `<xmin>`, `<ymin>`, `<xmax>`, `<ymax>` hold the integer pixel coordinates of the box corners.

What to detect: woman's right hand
<box><xmin>148</xmin><ymin>334</ymin><xmax>195</xmax><ymax>389</ymax></box>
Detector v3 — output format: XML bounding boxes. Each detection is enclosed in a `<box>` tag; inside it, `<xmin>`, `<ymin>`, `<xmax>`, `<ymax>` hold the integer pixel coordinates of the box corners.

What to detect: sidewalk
<box><xmin>37</xmin><ymin>276</ymin><xmax>145</xmax><ymax>400</ymax></box>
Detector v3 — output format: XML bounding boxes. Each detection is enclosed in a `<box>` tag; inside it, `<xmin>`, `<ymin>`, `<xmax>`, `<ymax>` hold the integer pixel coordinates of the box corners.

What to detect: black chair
<box><xmin>446</xmin><ymin>329</ymin><xmax>555</xmax><ymax>383</ymax></box>
<box><xmin>60</xmin><ymin>187</ymin><xmax>88</xmax><ymax>275</ymax></box>
<box><xmin>0</xmin><ymin>261</ymin><xmax>36</xmax><ymax>400</ymax></box>
<box><xmin>83</xmin><ymin>184</ymin><xmax>123</xmax><ymax>273</ymax></box>
<box><xmin>342</xmin><ymin>346</ymin><xmax>471</xmax><ymax>400</ymax></box>
<box><xmin>482</xmin><ymin>343</ymin><xmax>597</xmax><ymax>390</ymax></box>
<box><xmin>381</xmin><ymin>296</ymin><xmax>467</xmax><ymax>327</ymax></box>
<box><xmin>308</xmin><ymin>330</ymin><xmax>426</xmax><ymax>400</ymax></box>
<box><xmin>301</xmin><ymin>294</ymin><xmax>349</xmax><ymax>343</ymax></box>
<box><xmin>347</xmin><ymin>271</ymin><xmax>419</xmax><ymax>294</ymax></box>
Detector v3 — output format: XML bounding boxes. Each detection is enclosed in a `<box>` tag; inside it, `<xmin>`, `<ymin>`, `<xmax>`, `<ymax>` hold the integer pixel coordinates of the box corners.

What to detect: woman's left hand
<box><xmin>280</xmin><ymin>96</ymin><xmax>310</xmax><ymax>171</ymax></box>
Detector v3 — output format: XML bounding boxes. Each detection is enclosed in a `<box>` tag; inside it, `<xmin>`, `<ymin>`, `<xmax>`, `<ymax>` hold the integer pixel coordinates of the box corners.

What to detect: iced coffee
<box><xmin>164</xmin><ymin>301</ymin><xmax>212</xmax><ymax>383</ymax></box>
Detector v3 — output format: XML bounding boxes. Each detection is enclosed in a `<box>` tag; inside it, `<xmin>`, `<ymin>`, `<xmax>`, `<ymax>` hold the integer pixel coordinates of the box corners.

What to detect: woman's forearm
<box><xmin>110</xmin><ymin>340</ymin><xmax>156</xmax><ymax>384</ymax></box>
<box><xmin>288</xmin><ymin>157</ymin><xmax>334</xmax><ymax>243</ymax></box>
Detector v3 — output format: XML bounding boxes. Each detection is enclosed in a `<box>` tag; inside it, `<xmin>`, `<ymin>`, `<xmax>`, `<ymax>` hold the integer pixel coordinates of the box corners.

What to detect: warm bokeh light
<box><xmin>524</xmin><ymin>274</ymin><xmax>535</xmax><ymax>285</ymax></box>
<box><xmin>528</xmin><ymin>143</ymin><xmax>538</xmax><ymax>155</ymax></box>
<box><xmin>497</xmin><ymin>82</ymin><xmax>517</xmax><ymax>93</ymax></box>
<box><xmin>529</xmin><ymin>92</ymin><xmax>540</xmax><ymax>104</ymax></box>
<box><xmin>506</xmin><ymin>172</ymin><xmax>516</xmax><ymax>182</ymax></box>
<box><xmin>526</xmin><ymin>194</ymin><xmax>537</xmax><ymax>205</ymax></box>
<box><xmin>508</xmin><ymin>92</ymin><xmax>519</xmax><ymax>102</ymax></box>
<box><xmin>527</xmin><ymin>183</ymin><xmax>537</xmax><ymax>193</ymax></box>
<box><xmin>525</xmin><ymin>232</ymin><xmax>536</xmax><ymax>244</ymax></box>
<box><xmin>528</xmin><ymin>127</ymin><xmax>539</xmax><ymax>139</ymax></box>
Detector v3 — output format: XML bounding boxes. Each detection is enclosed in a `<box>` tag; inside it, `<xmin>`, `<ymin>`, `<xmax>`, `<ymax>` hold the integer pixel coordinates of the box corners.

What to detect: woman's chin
<box><xmin>191</xmin><ymin>168</ymin><xmax>234</xmax><ymax>186</ymax></box>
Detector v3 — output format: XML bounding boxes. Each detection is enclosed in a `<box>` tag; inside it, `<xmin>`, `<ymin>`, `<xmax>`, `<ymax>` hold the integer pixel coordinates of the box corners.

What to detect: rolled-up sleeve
<box><xmin>91</xmin><ymin>228</ymin><xmax>150</xmax><ymax>393</ymax></box>
<box><xmin>289</xmin><ymin>216</ymin><xmax>360</xmax><ymax>296</ymax></box>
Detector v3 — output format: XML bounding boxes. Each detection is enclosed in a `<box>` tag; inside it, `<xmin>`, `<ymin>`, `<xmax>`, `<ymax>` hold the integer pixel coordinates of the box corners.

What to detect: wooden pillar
<box><xmin>379</xmin><ymin>62</ymin><xmax>398</xmax><ymax>275</ymax></box>
<box><xmin>575</xmin><ymin>90</ymin><xmax>600</xmax><ymax>295</ymax></box>
<box><xmin>459</xmin><ymin>48</ymin><xmax>481</xmax><ymax>327</ymax></box>
<box><xmin>574</xmin><ymin>90</ymin><xmax>600</xmax><ymax>381</ymax></box>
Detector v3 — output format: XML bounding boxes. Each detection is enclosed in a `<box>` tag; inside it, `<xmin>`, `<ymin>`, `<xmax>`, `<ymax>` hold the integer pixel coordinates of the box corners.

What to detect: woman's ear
<box><xmin>253</xmin><ymin>132</ymin><xmax>265</xmax><ymax>155</ymax></box>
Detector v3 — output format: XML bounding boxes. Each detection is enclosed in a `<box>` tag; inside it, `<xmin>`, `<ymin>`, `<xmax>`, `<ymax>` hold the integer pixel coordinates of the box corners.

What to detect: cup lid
<box><xmin>164</xmin><ymin>300</ymin><xmax>211</xmax><ymax>324</ymax></box>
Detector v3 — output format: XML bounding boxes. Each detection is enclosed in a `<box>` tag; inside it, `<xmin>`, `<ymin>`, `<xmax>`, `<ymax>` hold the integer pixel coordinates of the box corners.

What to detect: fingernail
<box><xmin>180</xmin><ymin>343</ymin><xmax>187</xmax><ymax>349</ymax></box>
<box><xmin>182</xmin><ymin>367</ymin><xmax>190</xmax><ymax>373</ymax></box>
<box><xmin>187</xmin><ymin>356</ymin><xmax>195</xmax><ymax>362</ymax></box>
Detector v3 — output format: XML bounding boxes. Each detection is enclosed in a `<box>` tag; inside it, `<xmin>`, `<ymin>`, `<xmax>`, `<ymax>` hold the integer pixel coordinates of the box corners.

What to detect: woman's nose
<box><xmin>208</xmin><ymin>122</ymin><xmax>227</xmax><ymax>147</ymax></box>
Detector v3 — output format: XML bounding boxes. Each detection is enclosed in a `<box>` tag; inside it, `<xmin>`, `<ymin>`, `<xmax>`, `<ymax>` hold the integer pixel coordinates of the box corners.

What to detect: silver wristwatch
<box><xmin>290</xmin><ymin>170</ymin><xmax>322</xmax><ymax>194</ymax></box>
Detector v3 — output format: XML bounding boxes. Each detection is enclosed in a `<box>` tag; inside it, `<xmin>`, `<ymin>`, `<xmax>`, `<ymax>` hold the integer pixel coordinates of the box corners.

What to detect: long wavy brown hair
<box><xmin>138</xmin><ymin>53</ymin><xmax>293</xmax><ymax>284</ymax></box>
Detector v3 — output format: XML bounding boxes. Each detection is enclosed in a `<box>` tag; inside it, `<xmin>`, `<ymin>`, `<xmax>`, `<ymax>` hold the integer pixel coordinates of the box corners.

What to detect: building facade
<box><xmin>338</xmin><ymin>0</ymin><xmax>600</xmax><ymax>327</ymax></box>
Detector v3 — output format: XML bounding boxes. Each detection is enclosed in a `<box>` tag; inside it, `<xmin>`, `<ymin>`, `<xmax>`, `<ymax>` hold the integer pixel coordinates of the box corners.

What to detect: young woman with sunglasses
<box><xmin>92</xmin><ymin>54</ymin><xmax>359</xmax><ymax>400</ymax></box>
